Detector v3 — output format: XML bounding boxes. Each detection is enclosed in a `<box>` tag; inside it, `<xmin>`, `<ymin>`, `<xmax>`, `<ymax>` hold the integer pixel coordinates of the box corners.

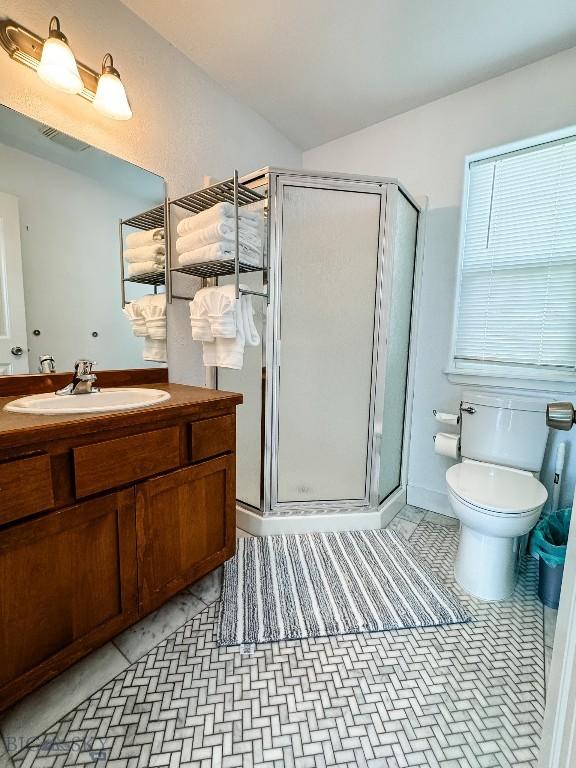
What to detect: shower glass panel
<box><xmin>276</xmin><ymin>184</ymin><xmax>381</xmax><ymax>504</ymax></box>
<box><xmin>377</xmin><ymin>192</ymin><xmax>418</xmax><ymax>502</ymax></box>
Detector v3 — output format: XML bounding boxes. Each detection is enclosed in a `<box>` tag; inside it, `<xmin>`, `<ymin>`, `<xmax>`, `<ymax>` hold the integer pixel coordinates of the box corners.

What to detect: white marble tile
<box><xmin>424</xmin><ymin>510</ymin><xmax>459</xmax><ymax>527</ymax></box>
<box><xmin>0</xmin><ymin>734</ymin><xmax>13</xmax><ymax>768</ymax></box>
<box><xmin>396</xmin><ymin>505</ymin><xmax>426</xmax><ymax>524</ymax></box>
<box><xmin>544</xmin><ymin>605</ymin><xmax>558</xmax><ymax>649</ymax></box>
<box><xmin>113</xmin><ymin>591</ymin><xmax>206</xmax><ymax>663</ymax></box>
<box><xmin>187</xmin><ymin>566</ymin><xmax>223</xmax><ymax>605</ymax></box>
<box><xmin>386</xmin><ymin>515</ymin><xmax>418</xmax><ymax>539</ymax></box>
<box><xmin>0</xmin><ymin>643</ymin><xmax>128</xmax><ymax>756</ymax></box>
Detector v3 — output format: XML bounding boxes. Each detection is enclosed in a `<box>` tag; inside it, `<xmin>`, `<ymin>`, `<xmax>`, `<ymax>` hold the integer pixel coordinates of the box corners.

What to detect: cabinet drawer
<box><xmin>190</xmin><ymin>414</ymin><xmax>235</xmax><ymax>462</ymax></box>
<box><xmin>74</xmin><ymin>427</ymin><xmax>181</xmax><ymax>498</ymax></box>
<box><xmin>0</xmin><ymin>454</ymin><xmax>54</xmax><ymax>526</ymax></box>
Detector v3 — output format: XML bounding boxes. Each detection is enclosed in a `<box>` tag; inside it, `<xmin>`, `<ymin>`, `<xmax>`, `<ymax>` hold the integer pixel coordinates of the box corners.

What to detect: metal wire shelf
<box><xmin>171</xmin><ymin>260</ymin><xmax>263</xmax><ymax>280</ymax></box>
<box><xmin>121</xmin><ymin>204</ymin><xmax>165</xmax><ymax>231</ymax></box>
<box><xmin>167</xmin><ymin>171</ymin><xmax>269</xmax><ymax>304</ymax></box>
<box><xmin>170</xmin><ymin>178</ymin><xmax>264</xmax><ymax>215</ymax></box>
<box><xmin>124</xmin><ymin>271</ymin><xmax>166</xmax><ymax>286</ymax></box>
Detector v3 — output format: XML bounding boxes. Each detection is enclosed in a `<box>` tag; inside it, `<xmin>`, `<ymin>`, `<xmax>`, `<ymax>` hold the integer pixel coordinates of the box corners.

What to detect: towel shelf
<box><xmin>167</xmin><ymin>171</ymin><xmax>268</xmax><ymax>304</ymax></box>
<box><xmin>123</xmin><ymin>272</ymin><xmax>165</xmax><ymax>287</ymax></box>
<box><xmin>119</xmin><ymin>201</ymin><xmax>168</xmax><ymax>307</ymax></box>
<box><xmin>171</xmin><ymin>260</ymin><xmax>262</xmax><ymax>280</ymax></box>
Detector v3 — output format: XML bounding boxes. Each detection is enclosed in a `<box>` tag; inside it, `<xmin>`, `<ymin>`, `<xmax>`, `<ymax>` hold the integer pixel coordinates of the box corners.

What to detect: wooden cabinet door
<box><xmin>0</xmin><ymin>490</ymin><xmax>137</xmax><ymax>711</ymax></box>
<box><xmin>136</xmin><ymin>455</ymin><xmax>236</xmax><ymax>615</ymax></box>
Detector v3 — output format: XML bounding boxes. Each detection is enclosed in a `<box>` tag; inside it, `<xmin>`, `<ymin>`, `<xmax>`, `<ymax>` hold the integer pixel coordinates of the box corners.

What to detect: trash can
<box><xmin>529</xmin><ymin>507</ymin><xmax>571</xmax><ymax>609</ymax></box>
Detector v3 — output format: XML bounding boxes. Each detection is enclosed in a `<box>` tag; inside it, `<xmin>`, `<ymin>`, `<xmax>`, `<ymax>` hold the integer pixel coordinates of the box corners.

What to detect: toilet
<box><xmin>446</xmin><ymin>390</ymin><xmax>549</xmax><ymax>601</ymax></box>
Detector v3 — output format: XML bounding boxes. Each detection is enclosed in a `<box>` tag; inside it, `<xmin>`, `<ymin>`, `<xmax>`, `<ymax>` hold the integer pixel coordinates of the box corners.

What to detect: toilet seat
<box><xmin>446</xmin><ymin>460</ymin><xmax>547</xmax><ymax>516</ymax></box>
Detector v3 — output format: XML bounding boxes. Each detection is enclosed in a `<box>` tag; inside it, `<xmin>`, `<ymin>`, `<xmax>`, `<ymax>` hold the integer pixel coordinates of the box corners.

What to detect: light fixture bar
<box><xmin>0</xmin><ymin>18</ymin><xmax>98</xmax><ymax>101</ymax></box>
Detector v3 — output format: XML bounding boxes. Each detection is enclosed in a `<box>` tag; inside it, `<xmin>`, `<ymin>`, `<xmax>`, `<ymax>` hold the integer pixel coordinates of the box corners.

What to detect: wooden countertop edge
<box><xmin>0</xmin><ymin>384</ymin><xmax>243</xmax><ymax>451</ymax></box>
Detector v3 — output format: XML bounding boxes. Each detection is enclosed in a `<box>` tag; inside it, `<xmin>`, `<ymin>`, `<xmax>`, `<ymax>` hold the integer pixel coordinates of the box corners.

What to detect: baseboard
<box><xmin>406</xmin><ymin>484</ymin><xmax>456</xmax><ymax>518</ymax></box>
<box><xmin>236</xmin><ymin>487</ymin><xmax>407</xmax><ymax>536</ymax></box>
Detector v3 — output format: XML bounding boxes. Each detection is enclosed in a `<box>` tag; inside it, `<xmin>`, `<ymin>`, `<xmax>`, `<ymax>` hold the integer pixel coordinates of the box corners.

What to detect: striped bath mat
<box><xmin>217</xmin><ymin>530</ymin><xmax>470</xmax><ymax>645</ymax></box>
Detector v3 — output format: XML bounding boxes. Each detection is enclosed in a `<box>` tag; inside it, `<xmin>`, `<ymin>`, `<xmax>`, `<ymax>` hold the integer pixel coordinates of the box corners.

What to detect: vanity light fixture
<box><xmin>93</xmin><ymin>54</ymin><xmax>132</xmax><ymax>121</ymax></box>
<box><xmin>36</xmin><ymin>16</ymin><xmax>83</xmax><ymax>94</ymax></box>
<box><xmin>0</xmin><ymin>16</ymin><xmax>133</xmax><ymax>120</ymax></box>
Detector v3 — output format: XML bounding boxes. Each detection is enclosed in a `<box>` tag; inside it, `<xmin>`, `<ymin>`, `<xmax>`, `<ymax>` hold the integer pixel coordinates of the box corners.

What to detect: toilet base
<box><xmin>454</xmin><ymin>524</ymin><xmax>521</xmax><ymax>601</ymax></box>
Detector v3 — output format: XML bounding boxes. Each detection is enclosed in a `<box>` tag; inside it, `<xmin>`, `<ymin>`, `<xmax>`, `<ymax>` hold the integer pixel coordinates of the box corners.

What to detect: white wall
<box><xmin>0</xmin><ymin>0</ymin><xmax>301</xmax><ymax>384</ymax></box>
<box><xmin>0</xmin><ymin>142</ymin><xmax>158</xmax><ymax>371</ymax></box>
<box><xmin>304</xmin><ymin>47</ymin><xmax>576</xmax><ymax>513</ymax></box>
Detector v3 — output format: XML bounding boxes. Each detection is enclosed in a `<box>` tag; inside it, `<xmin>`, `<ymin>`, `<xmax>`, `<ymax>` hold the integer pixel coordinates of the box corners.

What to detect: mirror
<box><xmin>0</xmin><ymin>104</ymin><xmax>166</xmax><ymax>375</ymax></box>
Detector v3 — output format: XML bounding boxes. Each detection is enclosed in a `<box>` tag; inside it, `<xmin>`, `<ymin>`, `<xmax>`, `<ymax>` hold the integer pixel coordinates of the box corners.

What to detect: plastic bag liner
<box><xmin>529</xmin><ymin>507</ymin><xmax>572</xmax><ymax>567</ymax></box>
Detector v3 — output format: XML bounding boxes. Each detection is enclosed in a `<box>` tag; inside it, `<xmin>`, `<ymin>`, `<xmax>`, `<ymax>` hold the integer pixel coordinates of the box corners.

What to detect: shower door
<box><xmin>271</xmin><ymin>178</ymin><xmax>385</xmax><ymax>512</ymax></box>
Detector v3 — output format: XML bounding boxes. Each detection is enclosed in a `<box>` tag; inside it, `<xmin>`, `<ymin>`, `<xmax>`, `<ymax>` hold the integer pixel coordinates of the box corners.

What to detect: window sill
<box><xmin>445</xmin><ymin>367</ymin><xmax>576</xmax><ymax>395</ymax></box>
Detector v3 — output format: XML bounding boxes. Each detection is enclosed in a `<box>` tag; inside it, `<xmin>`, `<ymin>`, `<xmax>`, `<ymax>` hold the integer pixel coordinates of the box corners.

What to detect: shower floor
<box><xmin>1</xmin><ymin>509</ymin><xmax>547</xmax><ymax>768</ymax></box>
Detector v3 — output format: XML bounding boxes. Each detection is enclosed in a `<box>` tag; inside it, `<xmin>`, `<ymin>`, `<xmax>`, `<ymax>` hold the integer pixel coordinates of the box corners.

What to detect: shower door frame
<box><xmin>233</xmin><ymin>168</ymin><xmax>422</xmax><ymax>523</ymax></box>
<box><xmin>268</xmin><ymin>173</ymin><xmax>391</xmax><ymax>516</ymax></box>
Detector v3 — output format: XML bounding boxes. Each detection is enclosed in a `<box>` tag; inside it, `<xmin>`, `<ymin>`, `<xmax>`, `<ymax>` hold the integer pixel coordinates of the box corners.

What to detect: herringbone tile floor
<box><xmin>11</xmin><ymin>521</ymin><xmax>545</xmax><ymax>768</ymax></box>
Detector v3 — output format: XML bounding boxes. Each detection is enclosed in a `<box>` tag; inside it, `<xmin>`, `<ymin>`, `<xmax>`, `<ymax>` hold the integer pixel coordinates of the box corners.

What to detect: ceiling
<box><xmin>122</xmin><ymin>0</ymin><xmax>576</xmax><ymax>150</ymax></box>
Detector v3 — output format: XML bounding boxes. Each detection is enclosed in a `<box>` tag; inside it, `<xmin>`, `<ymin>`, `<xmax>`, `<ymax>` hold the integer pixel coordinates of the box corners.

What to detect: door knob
<box><xmin>10</xmin><ymin>346</ymin><xmax>23</xmax><ymax>357</ymax></box>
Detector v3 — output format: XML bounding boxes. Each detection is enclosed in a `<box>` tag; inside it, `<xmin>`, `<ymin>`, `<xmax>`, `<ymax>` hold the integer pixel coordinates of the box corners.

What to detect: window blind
<box><xmin>454</xmin><ymin>135</ymin><xmax>576</xmax><ymax>374</ymax></box>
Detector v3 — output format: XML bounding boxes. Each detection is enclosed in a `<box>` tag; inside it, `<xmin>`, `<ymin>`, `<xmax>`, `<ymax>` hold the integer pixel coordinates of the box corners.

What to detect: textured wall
<box><xmin>305</xmin><ymin>47</ymin><xmax>576</xmax><ymax>513</ymax></box>
<box><xmin>0</xmin><ymin>0</ymin><xmax>301</xmax><ymax>384</ymax></box>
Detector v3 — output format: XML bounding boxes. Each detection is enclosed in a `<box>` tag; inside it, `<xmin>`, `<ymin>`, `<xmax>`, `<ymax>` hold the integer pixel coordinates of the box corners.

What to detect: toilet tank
<box><xmin>460</xmin><ymin>390</ymin><xmax>549</xmax><ymax>472</ymax></box>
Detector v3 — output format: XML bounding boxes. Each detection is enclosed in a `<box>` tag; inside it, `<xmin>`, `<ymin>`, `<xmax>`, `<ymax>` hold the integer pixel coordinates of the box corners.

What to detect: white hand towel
<box><xmin>127</xmin><ymin>261</ymin><xmax>165</xmax><ymax>277</ymax></box>
<box><xmin>125</xmin><ymin>227</ymin><xmax>164</xmax><ymax>248</ymax></box>
<box><xmin>177</xmin><ymin>201</ymin><xmax>260</xmax><ymax>236</ymax></box>
<box><xmin>178</xmin><ymin>241</ymin><xmax>259</xmax><ymax>268</ymax></box>
<box><xmin>176</xmin><ymin>220</ymin><xmax>261</xmax><ymax>255</ymax></box>
<box><xmin>143</xmin><ymin>337</ymin><xmax>167</xmax><ymax>362</ymax></box>
<box><xmin>140</xmin><ymin>294</ymin><xmax>167</xmax><ymax>339</ymax></box>
<box><xmin>123</xmin><ymin>244</ymin><xmax>166</xmax><ymax>263</ymax></box>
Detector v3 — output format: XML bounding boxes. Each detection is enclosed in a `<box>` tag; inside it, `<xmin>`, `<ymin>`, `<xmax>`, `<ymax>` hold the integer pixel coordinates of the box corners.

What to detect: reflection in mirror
<box><xmin>0</xmin><ymin>104</ymin><xmax>166</xmax><ymax>375</ymax></box>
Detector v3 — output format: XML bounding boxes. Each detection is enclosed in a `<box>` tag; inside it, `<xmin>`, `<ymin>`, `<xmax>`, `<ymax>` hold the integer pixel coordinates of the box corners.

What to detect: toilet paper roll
<box><xmin>434</xmin><ymin>432</ymin><xmax>460</xmax><ymax>459</ymax></box>
<box><xmin>433</xmin><ymin>410</ymin><xmax>459</xmax><ymax>426</ymax></box>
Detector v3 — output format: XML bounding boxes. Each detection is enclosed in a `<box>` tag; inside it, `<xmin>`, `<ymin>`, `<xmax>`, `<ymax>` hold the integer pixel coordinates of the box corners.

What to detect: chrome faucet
<box><xmin>38</xmin><ymin>354</ymin><xmax>56</xmax><ymax>374</ymax></box>
<box><xmin>56</xmin><ymin>360</ymin><xmax>100</xmax><ymax>395</ymax></box>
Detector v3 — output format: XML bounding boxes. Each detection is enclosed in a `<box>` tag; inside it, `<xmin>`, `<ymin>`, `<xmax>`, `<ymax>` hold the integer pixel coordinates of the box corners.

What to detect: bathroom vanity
<box><xmin>0</xmin><ymin>370</ymin><xmax>241</xmax><ymax>711</ymax></box>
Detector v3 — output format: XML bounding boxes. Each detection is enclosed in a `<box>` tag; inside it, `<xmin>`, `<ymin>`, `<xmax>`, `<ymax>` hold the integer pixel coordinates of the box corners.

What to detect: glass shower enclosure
<box><xmin>218</xmin><ymin>168</ymin><xmax>420</xmax><ymax>525</ymax></box>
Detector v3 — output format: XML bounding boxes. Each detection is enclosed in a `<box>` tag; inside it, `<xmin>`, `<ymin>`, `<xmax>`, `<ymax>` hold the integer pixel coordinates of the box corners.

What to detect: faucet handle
<box><xmin>74</xmin><ymin>359</ymin><xmax>96</xmax><ymax>377</ymax></box>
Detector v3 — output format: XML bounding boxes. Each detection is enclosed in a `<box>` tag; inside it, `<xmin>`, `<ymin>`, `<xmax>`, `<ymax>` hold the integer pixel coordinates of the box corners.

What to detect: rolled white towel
<box><xmin>127</xmin><ymin>261</ymin><xmax>165</xmax><ymax>277</ymax></box>
<box><xmin>124</xmin><ymin>244</ymin><xmax>165</xmax><ymax>263</ymax></box>
<box><xmin>176</xmin><ymin>220</ymin><xmax>261</xmax><ymax>255</ymax></box>
<box><xmin>178</xmin><ymin>241</ymin><xmax>259</xmax><ymax>268</ymax></box>
<box><xmin>125</xmin><ymin>227</ymin><xmax>164</xmax><ymax>248</ymax></box>
<box><xmin>122</xmin><ymin>302</ymin><xmax>147</xmax><ymax>337</ymax></box>
<box><xmin>177</xmin><ymin>201</ymin><xmax>260</xmax><ymax>236</ymax></box>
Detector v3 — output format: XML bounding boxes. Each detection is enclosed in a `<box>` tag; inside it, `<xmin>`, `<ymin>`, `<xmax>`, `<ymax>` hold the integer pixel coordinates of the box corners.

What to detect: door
<box><xmin>0</xmin><ymin>192</ymin><xmax>29</xmax><ymax>373</ymax></box>
<box><xmin>0</xmin><ymin>490</ymin><xmax>138</xmax><ymax>710</ymax></box>
<box><xmin>135</xmin><ymin>456</ymin><xmax>236</xmax><ymax>615</ymax></box>
<box><xmin>274</xmin><ymin>182</ymin><xmax>382</xmax><ymax>508</ymax></box>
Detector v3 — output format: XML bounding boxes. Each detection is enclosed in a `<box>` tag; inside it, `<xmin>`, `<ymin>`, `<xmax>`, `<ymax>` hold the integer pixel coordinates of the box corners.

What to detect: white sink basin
<box><xmin>4</xmin><ymin>388</ymin><xmax>171</xmax><ymax>415</ymax></box>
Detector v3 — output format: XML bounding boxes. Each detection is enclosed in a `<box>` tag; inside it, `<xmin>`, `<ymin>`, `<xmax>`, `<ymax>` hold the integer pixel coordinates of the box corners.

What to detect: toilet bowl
<box><xmin>447</xmin><ymin>460</ymin><xmax>547</xmax><ymax>600</ymax></box>
<box><xmin>443</xmin><ymin>391</ymin><xmax>549</xmax><ymax>601</ymax></box>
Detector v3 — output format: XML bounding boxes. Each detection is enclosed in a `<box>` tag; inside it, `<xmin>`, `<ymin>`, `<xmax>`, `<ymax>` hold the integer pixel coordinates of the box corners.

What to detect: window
<box><xmin>450</xmin><ymin>129</ymin><xmax>576</xmax><ymax>387</ymax></box>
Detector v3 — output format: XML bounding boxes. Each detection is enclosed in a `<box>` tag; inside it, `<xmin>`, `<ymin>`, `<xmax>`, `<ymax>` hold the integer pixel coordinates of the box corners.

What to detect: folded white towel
<box><xmin>124</xmin><ymin>244</ymin><xmax>166</xmax><ymax>263</ymax></box>
<box><xmin>178</xmin><ymin>241</ymin><xmax>259</xmax><ymax>268</ymax></box>
<box><xmin>122</xmin><ymin>303</ymin><xmax>147</xmax><ymax>337</ymax></box>
<box><xmin>140</xmin><ymin>295</ymin><xmax>167</xmax><ymax>339</ymax></box>
<box><xmin>177</xmin><ymin>201</ymin><xmax>260</xmax><ymax>236</ymax></box>
<box><xmin>127</xmin><ymin>261</ymin><xmax>165</xmax><ymax>278</ymax></box>
<box><xmin>176</xmin><ymin>220</ymin><xmax>261</xmax><ymax>255</ymax></box>
<box><xmin>189</xmin><ymin>284</ymin><xmax>259</xmax><ymax>370</ymax></box>
<box><xmin>125</xmin><ymin>227</ymin><xmax>164</xmax><ymax>248</ymax></box>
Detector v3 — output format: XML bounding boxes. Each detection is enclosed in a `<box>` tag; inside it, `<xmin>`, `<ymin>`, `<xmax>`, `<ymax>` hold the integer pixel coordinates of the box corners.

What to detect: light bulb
<box><xmin>93</xmin><ymin>54</ymin><xmax>132</xmax><ymax>120</ymax></box>
<box><xmin>37</xmin><ymin>17</ymin><xmax>83</xmax><ymax>95</ymax></box>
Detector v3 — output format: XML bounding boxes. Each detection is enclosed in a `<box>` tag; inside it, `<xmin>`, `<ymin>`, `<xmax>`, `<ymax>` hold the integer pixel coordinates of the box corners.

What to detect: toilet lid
<box><xmin>446</xmin><ymin>462</ymin><xmax>548</xmax><ymax>514</ymax></box>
